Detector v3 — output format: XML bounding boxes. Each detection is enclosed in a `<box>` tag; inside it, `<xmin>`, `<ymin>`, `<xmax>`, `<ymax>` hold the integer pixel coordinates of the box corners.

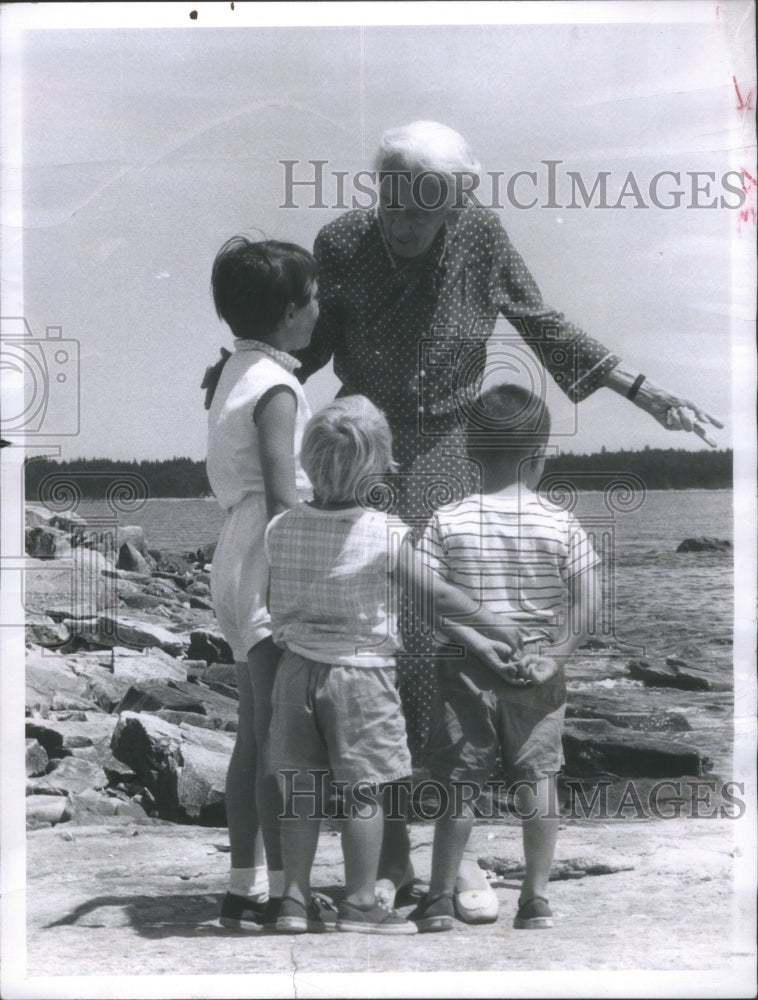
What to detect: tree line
<box><xmin>24</xmin><ymin>448</ymin><xmax>732</xmax><ymax>501</ymax></box>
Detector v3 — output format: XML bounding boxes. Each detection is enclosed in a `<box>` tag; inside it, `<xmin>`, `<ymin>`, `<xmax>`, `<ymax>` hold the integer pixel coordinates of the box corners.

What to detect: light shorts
<box><xmin>269</xmin><ymin>649</ymin><xmax>413</xmax><ymax>788</ymax></box>
<box><xmin>425</xmin><ymin>654</ymin><xmax>567</xmax><ymax>786</ymax></box>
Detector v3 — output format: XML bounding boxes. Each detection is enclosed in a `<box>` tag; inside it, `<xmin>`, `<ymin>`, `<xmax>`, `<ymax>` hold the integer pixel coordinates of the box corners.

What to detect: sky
<box><xmin>2</xmin><ymin>2</ymin><xmax>756</xmax><ymax>461</ymax></box>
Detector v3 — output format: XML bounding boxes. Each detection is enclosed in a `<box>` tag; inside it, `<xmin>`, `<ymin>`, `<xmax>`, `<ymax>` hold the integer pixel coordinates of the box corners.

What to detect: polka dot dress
<box><xmin>296</xmin><ymin>204</ymin><xmax>620</xmax><ymax>760</ymax></box>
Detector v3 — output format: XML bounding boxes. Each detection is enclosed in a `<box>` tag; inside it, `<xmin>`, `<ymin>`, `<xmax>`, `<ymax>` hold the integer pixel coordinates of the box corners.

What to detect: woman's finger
<box><xmin>694</xmin><ymin>423</ymin><xmax>718</xmax><ymax>448</ymax></box>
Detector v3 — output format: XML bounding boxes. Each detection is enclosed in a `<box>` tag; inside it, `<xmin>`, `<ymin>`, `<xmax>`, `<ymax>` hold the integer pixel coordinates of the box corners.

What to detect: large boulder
<box><xmin>109</xmin><ymin>647</ymin><xmax>188</xmax><ymax>684</ymax></box>
<box><xmin>165</xmin><ymin>680</ymin><xmax>239</xmax><ymax>727</ymax></box>
<box><xmin>66</xmin><ymin>789</ymin><xmax>149</xmax><ymax>824</ymax></box>
<box><xmin>110</xmin><ymin>712</ymin><xmax>234</xmax><ymax>824</ymax></box>
<box><xmin>187</xmin><ymin>629</ymin><xmax>234</xmax><ymax>666</ymax></box>
<box><xmin>26</xmin><ymin>613</ymin><xmax>71</xmax><ymax>649</ymax></box>
<box><xmin>28</xmin><ymin>756</ymin><xmax>108</xmax><ymax>796</ymax></box>
<box><xmin>117</xmin><ymin>542</ymin><xmax>153</xmax><ymax>575</ymax></box>
<box><xmin>25</xmin><ymin>651</ymin><xmax>97</xmax><ymax>716</ymax></box>
<box><xmin>117</xmin><ymin>525</ymin><xmax>149</xmax><ymax>558</ymax></box>
<box><xmin>26</xmin><ymin>738</ymin><xmax>49</xmax><ymax>776</ymax></box>
<box><xmin>562</xmin><ymin>725</ymin><xmax>710</xmax><ymax>778</ymax></box>
<box><xmin>25</xmin><ymin>525</ymin><xmax>72</xmax><ymax>560</ymax></box>
<box><xmin>25</xmin><ymin>549</ymin><xmax>118</xmax><ymax>619</ymax></box>
<box><xmin>156</xmin><ymin>552</ymin><xmax>194</xmax><ymax>577</ymax></box>
<box><xmin>66</xmin><ymin>614</ymin><xmax>186</xmax><ymax>656</ymax></box>
<box><xmin>676</xmin><ymin>537</ymin><xmax>732</xmax><ymax>553</ymax></box>
<box><xmin>26</xmin><ymin>714</ymin><xmax>117</xmax><ymax>758</ymax></box>
<box><xmin>63</xmin><ymin>654</ymin><xmax>134</xmax><ymax>713</ymax></box>
<box><xmin>116</xmin><ymin>682</ymin><xmax>207</xmax><ymax>716</ymax></box>
<box><xmin>26</xmin><ymin>794</ymin><xmax>71</xmax><ymax>828</ymax></box>
<box><xmin>628</xmin><ymin>659</ymin><xmax>713</xmax><ymax>692</ymax></box>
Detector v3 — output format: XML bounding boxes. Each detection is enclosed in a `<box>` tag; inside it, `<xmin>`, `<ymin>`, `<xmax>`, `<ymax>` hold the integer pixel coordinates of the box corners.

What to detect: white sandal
<box><xmin>453</xmin><ymin>883</ymin><xmax>500</xmax><ymax>924</ymax></box>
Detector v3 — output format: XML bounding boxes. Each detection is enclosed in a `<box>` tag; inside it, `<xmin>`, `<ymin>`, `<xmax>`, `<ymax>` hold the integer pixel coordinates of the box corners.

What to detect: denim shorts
<box><xmin>425</xmin><ymin>654</ymin><xmax>567</xmax><ymax>786</ymax></box>
<box><xmin>269</xmin><ymin>649</ymin><xmax>413</xmax><ymax>788</ymax></box>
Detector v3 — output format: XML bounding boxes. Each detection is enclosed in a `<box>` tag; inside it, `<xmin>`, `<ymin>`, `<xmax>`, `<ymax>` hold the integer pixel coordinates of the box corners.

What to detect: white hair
<box><xmin>375</xmin><ymin>121</ymin><xmax>481</xmax><ymax>181</ymax></box>
<box><xmin>300</xmin><ymin>396</ymin><xmax>397</xmax><ymax>505</ymax></box>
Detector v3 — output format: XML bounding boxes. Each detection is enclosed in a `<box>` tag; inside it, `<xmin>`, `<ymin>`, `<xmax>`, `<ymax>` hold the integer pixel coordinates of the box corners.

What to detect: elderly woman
<box><xmin>293</xmin><ymin>120</ymin><xmax>721</xmax><ymax>920</ymax></box>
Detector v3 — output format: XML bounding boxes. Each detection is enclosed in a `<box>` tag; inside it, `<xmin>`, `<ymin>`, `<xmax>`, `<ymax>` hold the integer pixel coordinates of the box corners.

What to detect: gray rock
<box><xmin>200</xmin><ymin>664</ymin><xmax>237</xmax><ymax>688</ymax></box>
<box><xmin>25</xmin><ymin>549</ymin><xmax>118</xmax><ymax>619</ymax></box>
<box><xmin>110</xmin><ymin>711</ymin><xmax>234</xmax><ymax>824</ymax></box>
<box><xmin>29</xmin><ymin>756</ymin><xmax>108</xmax><ymax>796</ymax></box>
<box><xmin>25</xmin><ymin>525</ymin><xmax>71</xmax><ymax>559</ymax></box>
<box><xmin>117</xmin><ymin>542</ymin><xmax>153</xmax><ymax>575</ymax></box>
<box><xmin>111</xmin><ymin>648</ymin><xmax>188</xmax><ymax>684</ymax></box>
<box><xmin>25</xmin><ymin>504</ymin><xmax>55</xmax><ymax>528</ymax></box>
<box><xmin>189</xmin><ymin>596</ymin><xmax>215</xmax><ymax>611</ymax></box>
<box><xmin>166</xmin><ymin>680</ymin><xmax>239</xmax><ymax>728</ymax></box>
<box><xmin>119</xmin><ymin>592</ymin><xmax>166</xmax><ymax>611</ymax></box>
<box><xmin>25</xmin><ymin>652</ymin><xmax>94</xmax><ymax>716</ymax></box>
<box><xmin>48</xmin><ymin>511</ymin><xmax>88</xmax><ymax>533</ymax></box>
<box><xmin>187</xmin><ymin>629</ymin><xmax>234</xmax><ymax>666</ymax></box>
<box><xmin>676</xmin><ymin>537</ymin><xmax>732</xmax><ymax>553</ymax></box>
<box><xmin>63</xmin><ymin>655</ymin><xmax>134</xmax><ymax>713</ymax></box>
<box><xmin>26</xmin><ymin>794</ymin><xmax>71</xmax><ymax>827</ymax></box>
<box><xmin>67</xmin><ymin>789</ymin><xmax>149</xmax><ymax>824</ymax></box>
<box><xmin>564</xmin><ymin>705</ymin><xmax>692</xmax><ymax>733</ymax></box>
<box><xmin>117</xmin><ymin>525</ymin><xmax>149</xmax><ymax>557</ymax></box>
<box><xmin>26</xmin><ymin>714</ymin><xmax>116</xmax><ymax>757</ymax></box>
<box><xmin>628</xmin><ymin>659</ymin><xmax>712</xmax><ymax>692</ymax></box>
<box><xmin>67</xmin><ymin>614</ymin><xmax>186</xmax><ymax>656</ymax></box>
<box><xmin>562</xmin><ymin>725</ymin><xmax>710</xmax><ymax>778</ymax></box>
<box><xmin>116</xmin><ymin>683</ymin><xmax>207</xmax><ymax>716</ymax></box>
<box><xmin>157</xmin><ymin>552</ymin><xmax>194</xmax><ymax>576</ymax></box>
<box><xmin>51</xmin><ymin>691</ymin><xmax>101</xmax><ymax>713</ymax></box>
<box><xmin>26</xmin><ymin>738</ymin><xmax>49</xmax><ymax>776</ymax></box>
<box><xmin>186</xmin><ymin>581</ymin><xmax>211</xmax><ymax>598</ymax></box>
<box><xmin>154</xmin><ymin>709</ymin><xmax>228</xmax><ymax>731</ymax></box>
<box><xmin>26</xmin><ymin>613</ymin><xmax>71</xmax><ymax>649</ymax></box>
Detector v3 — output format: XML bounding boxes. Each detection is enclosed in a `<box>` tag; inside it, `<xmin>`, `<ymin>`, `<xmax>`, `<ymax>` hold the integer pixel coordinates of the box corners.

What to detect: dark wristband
<box><xmin>626</xmin><ymin>374</ymin><xmax>646</xmax><ymax>402</ymax></box>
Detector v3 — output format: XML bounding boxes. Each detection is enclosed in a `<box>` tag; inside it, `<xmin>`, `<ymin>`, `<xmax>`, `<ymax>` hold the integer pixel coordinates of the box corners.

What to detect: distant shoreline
<box><xmin>24</xmin><ymin>448</ymin><xmax>733</xmax><ymax>500</ymax></box>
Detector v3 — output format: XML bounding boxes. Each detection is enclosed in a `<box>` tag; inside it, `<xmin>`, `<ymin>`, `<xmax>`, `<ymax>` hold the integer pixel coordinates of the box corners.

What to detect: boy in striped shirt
<box><xmin>411</xmin><ymin>383</ymin><xmax>601</xmax><ymax>932</ymax></box>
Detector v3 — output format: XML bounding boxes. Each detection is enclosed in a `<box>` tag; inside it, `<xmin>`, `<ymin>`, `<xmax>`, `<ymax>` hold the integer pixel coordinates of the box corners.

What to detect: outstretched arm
<box><xmin>489</xmin><ymin>220</ymin><xmax>722</xmax><ymax>446</ymax></box>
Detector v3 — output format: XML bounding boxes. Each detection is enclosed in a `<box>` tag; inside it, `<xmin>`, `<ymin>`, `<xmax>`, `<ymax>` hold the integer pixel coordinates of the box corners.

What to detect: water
<box><xmin>79</xmin><ymin>488</ymin><xmax>734</xmax><ymax>664</ymax></box>
<box><xmin>78</xmin><ymin>488</ymin><xmax>735</xmax><ymax>775</ymax></box>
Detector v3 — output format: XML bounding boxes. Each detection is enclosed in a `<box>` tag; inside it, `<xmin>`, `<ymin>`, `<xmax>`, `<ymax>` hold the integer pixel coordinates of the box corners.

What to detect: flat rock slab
<box><xmin>18</xmin><ymin>817</ymin><xmax>749</xmax><ymax>988</ymax></box>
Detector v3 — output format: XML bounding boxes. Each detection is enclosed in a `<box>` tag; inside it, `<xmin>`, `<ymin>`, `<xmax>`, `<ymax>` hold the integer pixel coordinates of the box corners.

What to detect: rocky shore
<box><xmin>11</xmin><ymin>508</ymin><xmax>752</xmax><ymax>994</ymax></box>
<box><xmin>22</xmin><ymin>507</ymin><xmax>732</xmax><ymax>831</ymax></box>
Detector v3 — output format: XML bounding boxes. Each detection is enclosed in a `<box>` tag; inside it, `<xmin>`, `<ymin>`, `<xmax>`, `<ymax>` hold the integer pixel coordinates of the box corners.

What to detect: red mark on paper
<box><xmin>733</xmin><ymin>76</ymin><xmax>755</xmax><ymax>112</ymax></box>
<box><xmin>738</xmin><ymin>168</ymin><xmax>757</xmax><ymax>234</ymax></box>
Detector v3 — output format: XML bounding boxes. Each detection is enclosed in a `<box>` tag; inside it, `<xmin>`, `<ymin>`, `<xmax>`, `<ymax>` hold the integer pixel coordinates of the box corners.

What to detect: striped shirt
<box><xmin>264</xmin><ymin>502</ymin><xmax>411</xmax><ymax>667</ymax></box>
<box><xmin>417</xmin><ymin>485</ymin><xmax>599</xmax><ymax>642</ymax></box>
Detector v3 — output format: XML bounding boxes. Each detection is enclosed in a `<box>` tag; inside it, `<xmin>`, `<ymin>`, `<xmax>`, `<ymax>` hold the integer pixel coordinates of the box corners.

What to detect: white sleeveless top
<box><xmin>206</xmin><ymin>340</ymin><xmax>312</xmax><ymax>511</ymax></box>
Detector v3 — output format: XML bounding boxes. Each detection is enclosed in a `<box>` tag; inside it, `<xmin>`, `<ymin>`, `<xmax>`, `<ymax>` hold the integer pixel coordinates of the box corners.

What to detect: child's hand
<box><xmin>515</xmin><ymin>653</ymin><xmax>561</xmax><ymax>685</ymax></box>
<box><xmin>473</xmin><ymin>639</ymin><xmax>518</xmax><ymax>681</ymax></box>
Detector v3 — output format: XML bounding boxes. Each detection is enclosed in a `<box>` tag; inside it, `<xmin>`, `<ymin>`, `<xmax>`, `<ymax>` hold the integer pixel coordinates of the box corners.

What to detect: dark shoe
<box><xmin>276</xmin><ymin>895</ymin><xmax>330</xmax><ymax>934</ymax></box>
<box><xmin>218</xmin><ymin>892</ymin><xmax>266</xmax><ymax>931</ymax></box>
<box><xmin>311</xmin><ymin>891</ymin><xmax>338</xmax><ymax>930</ymax></box>
<box><xmin>337</xmin><ymin>898</ymin><xmax>417</xmax><ymax>935</ymax></box>
<box><xmin>408</xmin><ymin>892</ymin><xmax>455</xmax><ymax>932</ymax></box>
<box><xmin>513</xmin><ymin>895</ymin><xmax>554</xmax><ymax>929</ymax></box>
<box><xmin>262</xmin><ymin>897</ymin><xmax>280</xmax><ymax>930</ymax></box>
